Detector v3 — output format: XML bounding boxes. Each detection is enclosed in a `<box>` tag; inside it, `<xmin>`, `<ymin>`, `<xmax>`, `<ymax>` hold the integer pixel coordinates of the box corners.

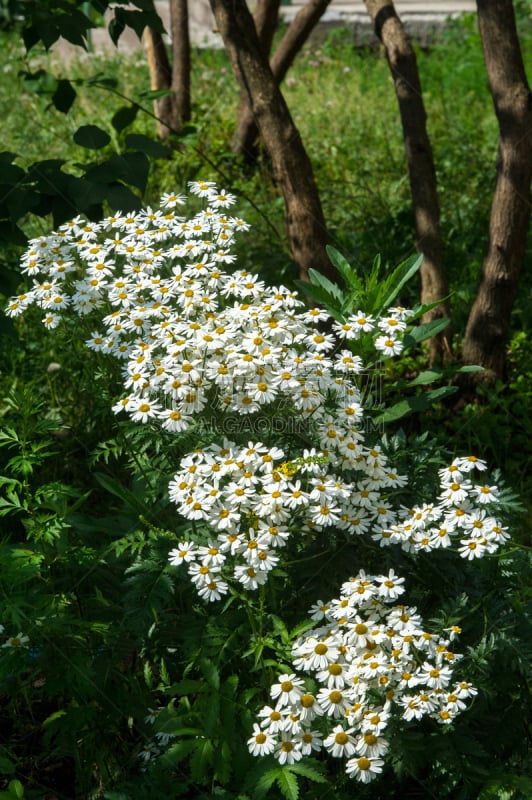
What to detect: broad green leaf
<box><xmin>74</xmin><ymin>125</ymin><xmax>111</xmax><ymax>150</ymax></box>
<box><xmin>374</xmin><ymin>385</ymin><xmax>457</xmax><ymax>424</ymax></box>
<box><xmin>326</xmin><ymin>245</ymin><xmax>364</xmax><ymax>292</ymax></box>
<box><xmin>112</xmin><ymin>105</ymin><xmax>139</xmax><ymax>132</ymax></box>
<box><xmin>125</xmin><ymin>133</ymin><xmax>171</xmax><ymax>159</ymax></box>
<box><xmin>377</xmin><ymin>253</ymin><xmax>423</xmax><ymax>313</ymax></box>
<box><xmin>52</xmin><ymin>79</ymin><xmax>76</xmax><ymax>113</ymax></box>
<box><xmin>457</xmin><ymin>365</ymin><xmax>484</xmax><ymax>373</ymax></box>
<box><xmin>408</xmin><ymin>297</ymin><xmax>451</xmax><ymax>320</ymax></box>
<box><xmin>408</xmin><ymin>369</ymin><xmax>444</xmax><ymax>386</ymax></box>
<box><xmin>403</xmin><ymin>317</ymin><xmax>450</xmax><ymax>348</ymax></box>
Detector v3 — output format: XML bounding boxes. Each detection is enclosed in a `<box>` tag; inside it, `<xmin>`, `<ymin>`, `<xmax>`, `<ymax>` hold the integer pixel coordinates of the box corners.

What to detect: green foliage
<box><xmin>0</xmin><ymin>9</ymin><xmax>531</xmax><ymax>800</ymax></box>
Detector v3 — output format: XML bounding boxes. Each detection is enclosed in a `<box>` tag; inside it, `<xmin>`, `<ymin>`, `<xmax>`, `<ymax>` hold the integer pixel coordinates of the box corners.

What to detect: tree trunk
<box><xmin>143</xmin><ymin>27</ymin><xmax>173</xmax><ymax>139</ymax></box>
<box><xmin>144</xmin><ymin>1</ymin><xmax>191</xmax><ymax>139</ymax></box>
<box><xmin>233</xmin><ymin>0</ymin><xmax>333</xmax><ymax>159</ymax></box>
<box><xmin>232</xmin><ymin>0</ymin><xmax>281</xmax><ymax>159</ymax></box>
<box><xmin>209</xmin><ymin>0</ymin><xmax>336</xmax><ymax>284</ymax></box>
<box><xmin>364</xmin><ymin>0</ymin><xmax>451</xmax><ymax>363</ymax></box>
<box><xmin>461</xmin><ymin>0</ymin><xmax>532</xmax><ymax>383</ymax></box>
<box><xmin>169</xmin><ymin>0</ymin><xmax>191</xmax><ymax>130</ymax></box>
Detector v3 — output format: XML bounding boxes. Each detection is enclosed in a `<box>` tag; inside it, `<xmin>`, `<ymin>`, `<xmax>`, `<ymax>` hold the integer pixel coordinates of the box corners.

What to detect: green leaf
<box><xmin>288</xmin><ymin>761</ymin><xmax>327</xmax><ymax>783</ymax></box>
<box><xmin>403</xmin><ymin>316</ymin><xmax>450</xmax><ymax>348</ymax></box>
<box><xmin>112</xmin><ymin>105</ymin><xmax>140</xmax><ymax>132</ymax></box>
<box><xmin>42</xmin><ymin>709</ymin><xmax>67</xmax><ymax>727</ymax></box>
<box><xmin>275</xmin><ymin>768</ymin><xmax>299</xmax><ymax>800</ymax></box>
<box><xmin>74</xmin><ymin>125</ymin><xmax>111</xmax><ymax>150</ymax></box>
<box><xmin>374</xmin><ymin>385</ymin><xmax>457</xmax><ymax>424</ymax></box>
<box><xmin>93</xmin><ymin>472</ymin><xmax>147</xmax><ymax>515</ymax></box>
<box><xmin>293</xmin><ymin>280</ymin><xmax>342</xmax><ymax>321</ymax></box>
<box><xmin>51</xmin><ymin>79</ymin><xmax>76</xmax><ymax>113</ymax></box>
<box><xmin>407</xmin><ymin>369</ymin><xmax>444</xmax><ymax>386</ymax></box>
<box><xmin>125</xmin><ymin>133</ymin><xmax>171</xmax><ymax>158</ymax></box>
<box><xmin>0</xmin><ymin>754</ymin><xmax>15</xmax><ymax>775</ymax></box>
<box><xmin>326</xmin><ymin>245</ymin><xmax>364</xmax><ymax>292</ymax></box>
<box><xmin>140</xmin><ymin>88</ymin><xmax>174</xmax><ymax>101</ymax></box>
<box><xmin>200</xmin><ymin>658</ymin><xmax>220</xmax><ymax>690</ymax></box>
<box><xmin>377</xmin><ymin>253</ymin><xmax>423</xmax><ymax>314</ymax></box>
<box><xmin>254</xmin><ymin>766</ymin><xmax>280</xmax><ymax>799</ymax></box>
<box><xmin>457</xmin><ymin>365</ymin><xmax>484</xmax><ymax>373</ymax></box>
<box><xmin>159</xmin><ymin>738</ymin><xmax>198</xmax><ymax>768</ymax></box>
<box><xmin>308</xmin><ymin>268</ymin><xmax>343</xmax><ymax>303</ymax></box>
<box><xmin>190</xmin><ymin>738</ymin><xmax>214</xmax><ymax>783</ymax></box>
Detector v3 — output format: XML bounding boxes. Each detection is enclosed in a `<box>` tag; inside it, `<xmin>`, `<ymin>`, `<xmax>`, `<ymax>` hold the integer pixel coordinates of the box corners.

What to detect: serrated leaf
<box><xmin>271</xmin><ymin>615</ymin><xmax>289</xmax><ymax>643</ymax></box>
<box><xmin>200</xmin><ymin>658</ymin><xmax>220</xmax><ymax>690</ymax></box>
<box><xmin>254</xmin><ymin>766</ymin><xmax>281</xmax><ymax>799</ymax></box>
<box><xmin>293</xmin><ymin>280</ymin><xmax>342</xmax><ymax>320</ymax></box>
<box><xmin>308</xmin><ymin>268</ymin><xmax>343</xmax><ymax>303</ymax></box>
<box><xmin>74</xmin><ymin>124</ymin><xmax>111</xmax><ymax>150</ymax></box>
<box><xmin>276</xmin><ymin>768</ymin><xmax>299</xmax><ymax>800</ymax></box>
<box><xmin>326</xmin><ymin>245</ymin><xmax>363</xmax><ymax>292</ymax></box>
<box><xmin>159</xmin><ymin>738</ymin><xmax>198</xmax><ymax>768</ymax></box>
<box><xmin>190</xmin><ymin>738</ymin><xmax>214</xmax><ymax>783</ymax></box>
<box><xmin>288</xmin><ymin>619</ymin><xmax>316</xmax><ymax>640</ymax></box>
<box><xmin>288</xmin><ymin>761</ymin><xmax>327</xmax><ymax>783</ymax></box>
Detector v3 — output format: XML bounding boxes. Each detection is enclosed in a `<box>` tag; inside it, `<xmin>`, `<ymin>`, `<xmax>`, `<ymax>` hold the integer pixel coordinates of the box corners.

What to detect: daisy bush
<box><xmin>6</xmin><ymin>184</ymin><xmax>509</xmax><ymax>784</ymax></box>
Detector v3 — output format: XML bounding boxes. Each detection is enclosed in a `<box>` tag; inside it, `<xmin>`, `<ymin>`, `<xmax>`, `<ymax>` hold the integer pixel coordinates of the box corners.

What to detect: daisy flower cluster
<box><xmin>6</xmin><ymin>182</ymin><xmax>411</xmax><ymax>434</ymax></box>
<box><xmin>5</xmin><ymin>184</ymin><xmax>507</xmax><ymax>602</ymax></box>
<box><xmin>248</xmin><ymin>569</ymin><xmax>477</xmax><ymax>782</ymax></box>
<box><xmin>376</xmin><ymin>455</ymin><xmax>508</xmax><ymax>558</ymax></box>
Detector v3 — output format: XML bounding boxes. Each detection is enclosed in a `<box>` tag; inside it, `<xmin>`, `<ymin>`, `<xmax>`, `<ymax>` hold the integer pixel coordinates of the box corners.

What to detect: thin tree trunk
<box><xmin>169</xmin><ymin>0</ymin><xmax>191</xmax><ymax>129</ymax></box>
<box><xmin>208</xmin><ymin>0</ymin><xmax>335</xmax><ymax>283</ymax></box>
<box><xmin>144</xmin><ymin>1</ymin><xmax>191</xmax><ymax>139</ymax></box>
<box><xmin>233</xmin><ymin>0</ymin><xmax>333</xmax><ymax>159</ymax></box>
<box><xmin>461</xmin><ymin>0</ymin><xmax>532</xmax><ymax>383</ymax></box>
<box><xmin>365</xmin><ymin>0</ymin><xmax>451</xmax><ymax>363</ymax></box>
<box><xmin>233</xmin><ymin>0</ymin><xmax>281</xmax><ymax>159</ymax></box>
<box><xmin>143</xmin><ymin>27</ymin><xmax>173</xmax><ymax>139</ymax></box>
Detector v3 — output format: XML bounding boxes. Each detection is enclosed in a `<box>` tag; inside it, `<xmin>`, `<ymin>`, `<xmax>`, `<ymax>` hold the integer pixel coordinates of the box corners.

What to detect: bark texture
<box><xmin>144</xmin><ymin>0</ymin><xmax>191</xmax><ymax>139</ymax></box>
<box><xmin>209</xmin><ymin>0</ymin><xmax>335</xmax><ymax>283</ymax></box>
<box><xmin>365</xmin><ymin>0</ymin><xmax>451</xmax><ymax>362</ymax></box>
<box><xmin>461</xmin><ymin>0</ymin><xmax>532</xmax><ymax>382</ymax></box>
<box><xmin>169</xmin><ymin>0</ymin><xmax>191</xmax><ymax>129</ymax></box>
<box><xmin>232</xmin><ymin>0</ymin><xmax>281</xmax><ymax>159</ymax></box>
<box><xmin>143</xmin><ymin>26</ymin><xmax>173</xmax><ymax>139</ymax></box>
<box><xmin>233</xmin><ymin>0</ymin><xmax>333</xmax><ymax>159</ymax></box>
